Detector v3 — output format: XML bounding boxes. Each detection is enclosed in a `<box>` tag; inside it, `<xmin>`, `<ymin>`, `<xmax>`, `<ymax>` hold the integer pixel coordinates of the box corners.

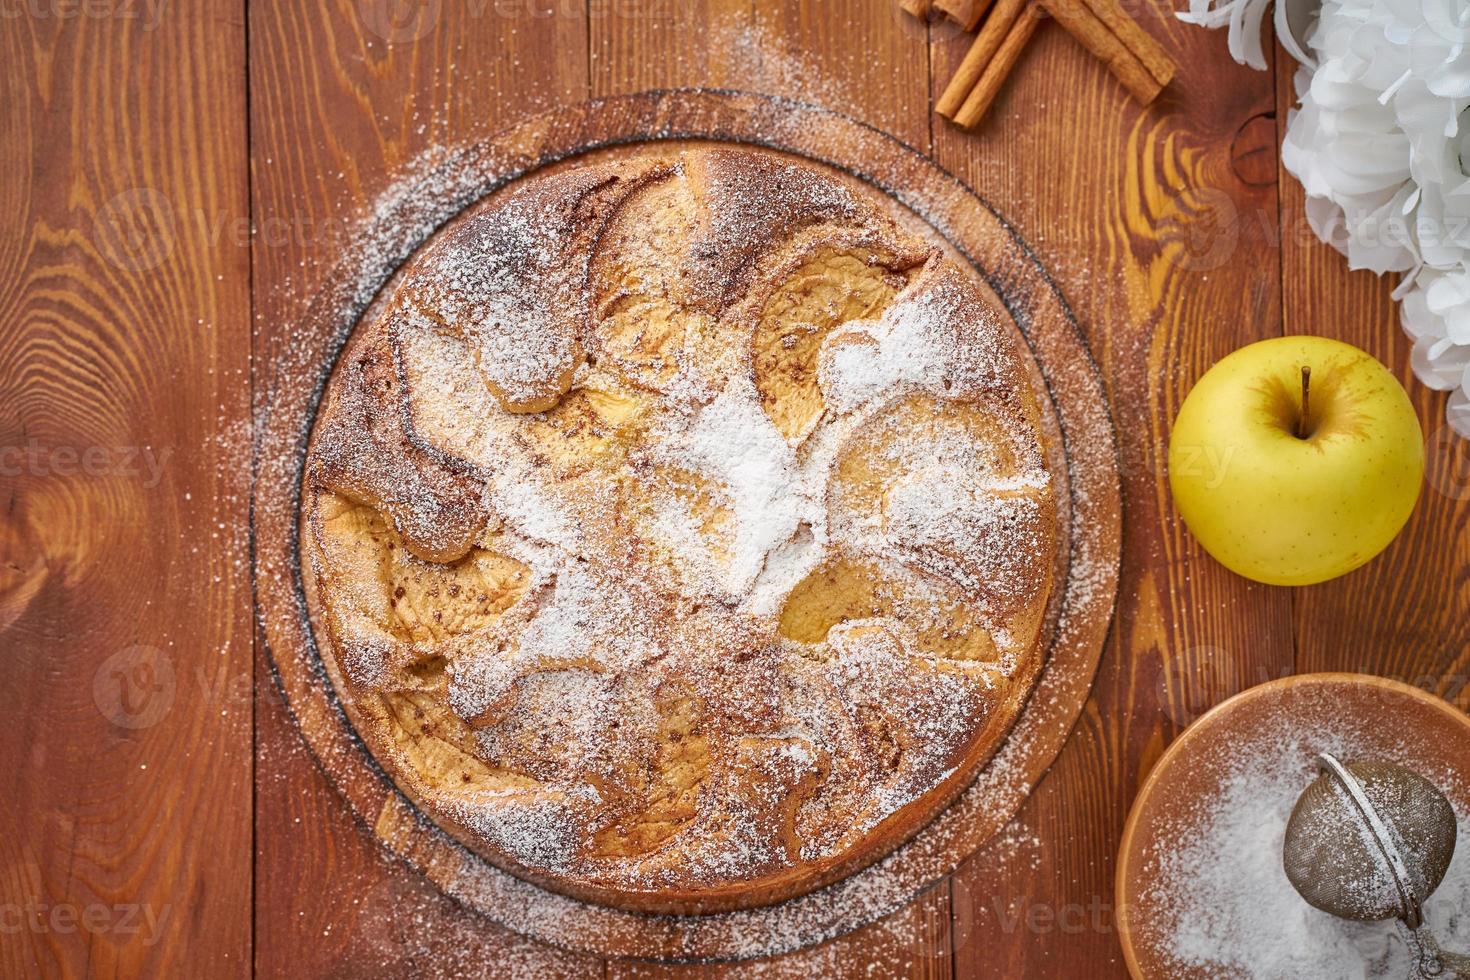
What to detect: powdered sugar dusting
<box><xmin>661</xmin><ymin>379</ymin><xmax>807</xmax><ymax>596</ymax></box>
<box><xmin>819</xmin><ymin>274</ymin><xmax>1013</xmax><ymax>415</ymax></box>
<box><xmin>253</xmin><ymin>94</ymin><xmax>1121</xmax><ymax>964</ymax></box>
<box><xmin>304</xmin><ymin>148</ymin><xmax>1061</xmax><ymax>909</ymax></box>
<box><xmin>1138</xmin><ymin>699</ymin><xmax>1470</xmax><ymax>979</ymax></box>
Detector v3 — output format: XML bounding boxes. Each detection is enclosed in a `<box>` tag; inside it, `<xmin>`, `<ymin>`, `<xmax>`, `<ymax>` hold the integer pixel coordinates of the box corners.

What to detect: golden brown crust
<box><xmin>311</xmin><ymin>316</ymin><xmax>489</xmax><ymax>564</ymax></box>
<box><xmin>301</xmin><ymin>148</ymin><xmax>1061</xmax><ymax>913</ymax></box>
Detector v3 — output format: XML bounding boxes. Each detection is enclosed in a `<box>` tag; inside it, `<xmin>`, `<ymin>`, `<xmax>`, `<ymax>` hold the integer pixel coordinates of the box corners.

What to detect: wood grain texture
<box><xmin>1273</xmin><ymin>66</ymin><xmax>1470</xmax><ymax>709</ymax></box>
<box><xmin>0</xmin><ymin>2</ymin><xmax>253</xmax><ymax>977</ymax></box>
<box><xmin>4</xmin><ymin>0</ymin><xmax>1468</xmax><ymax>975</ymax></box>
<box><xmin>247</xmin><ymin>0</ymin><xmax>589</xmax><ymax>973</ymax></box>
<box><xmin>935</xmin><ymin>9</ymin><xmax>1296</xmax><ymax>978</ymax></box>
<box><xmin>590</xmin><ymin>0</ymin><xmax>931</xmax><ymax>148</ymax></box>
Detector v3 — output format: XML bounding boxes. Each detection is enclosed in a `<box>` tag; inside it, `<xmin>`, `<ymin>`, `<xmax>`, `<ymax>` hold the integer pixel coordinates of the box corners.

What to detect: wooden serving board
<box><xmin>252</xmin><ymin>90</ymin><xmax>1122</xmax><ymax>961</ymax></box>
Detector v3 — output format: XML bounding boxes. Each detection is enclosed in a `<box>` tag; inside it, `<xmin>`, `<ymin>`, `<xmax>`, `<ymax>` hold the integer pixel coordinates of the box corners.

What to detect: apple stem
<box><xmin>1298</xmin><ymin>366</ymin><xmax>1311</xmax><ymax>439</ymax></box>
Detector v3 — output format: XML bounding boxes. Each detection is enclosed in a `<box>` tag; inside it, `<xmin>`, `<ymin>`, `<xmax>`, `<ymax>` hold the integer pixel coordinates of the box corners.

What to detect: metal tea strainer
<box><xmin>1283</xmin><ymin>754</ymin><xmax>1470</xmax><ymax>979</ymax></box>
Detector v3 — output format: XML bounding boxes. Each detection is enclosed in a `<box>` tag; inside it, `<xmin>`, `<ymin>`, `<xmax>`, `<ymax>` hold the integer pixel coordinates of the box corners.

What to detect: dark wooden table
<box><xmin>3</xmin><ymin>1</ymin><xmax>1467</xmax><ymax>976</ymax></box>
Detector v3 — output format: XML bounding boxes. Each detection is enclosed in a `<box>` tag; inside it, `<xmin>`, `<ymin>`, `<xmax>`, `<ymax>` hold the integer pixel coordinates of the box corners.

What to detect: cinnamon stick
<box><xmin>1079</xmin><ymin>0</ymin><xmax>1175</xmax><ymax>86</ymax></box>
<box><xmin>899</xmin><ymin>0</ymin><xmax>934</xmax><ymax>19</ymax></box>
<box><xmin>935</xmin><ymin>0</ymin><xmax>1029</xmax><ymax>118</ymax></box>
<box><xmin>953</xmin><ymin>4</ymin><xmax>1043</xmax><ymax>128</ymax></box>
<box><xmin>935</xmin><ymin>0</ymin><xmax>992</xmax><ymax>31</ymax></box>
<box><xmin>1037</xmin><ymin>0</ymin><xmax>1162</xmax><ymax>104</ymax></box>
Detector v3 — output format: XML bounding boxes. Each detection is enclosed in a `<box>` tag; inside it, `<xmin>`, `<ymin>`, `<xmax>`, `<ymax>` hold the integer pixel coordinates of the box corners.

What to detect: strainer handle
<box><xmin>1403</xmin><ymin>922</ymin><xmax>1470</xmax><ymax>979</ymax></box>
<box><xmin>1317</xmin><ymin>753</ymin><xmax>1425</xmax><ymax>929</ymax></box>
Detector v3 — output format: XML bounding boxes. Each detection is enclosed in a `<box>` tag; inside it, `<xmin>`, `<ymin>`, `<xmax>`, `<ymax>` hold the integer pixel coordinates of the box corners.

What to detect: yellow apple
<box><xmin>1168</xmin><ymin>336</ymin><xmax>1424</xmax><ymax>586</ymax></box>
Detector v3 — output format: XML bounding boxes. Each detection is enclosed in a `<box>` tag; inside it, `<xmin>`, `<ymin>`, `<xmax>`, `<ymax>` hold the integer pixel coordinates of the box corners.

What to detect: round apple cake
<box><xmin>300</xmin><ymin>147</ymin><xmax>1062</xmax><ymax>914</ymax></box>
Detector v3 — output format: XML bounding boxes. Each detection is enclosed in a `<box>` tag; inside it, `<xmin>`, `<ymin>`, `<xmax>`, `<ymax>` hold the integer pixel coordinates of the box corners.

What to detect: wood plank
<box><xmin>951</xmin><ymin>720</ymin><xmax>1134</xmax><ymax>978</ymax></box>
<box><xmin>590</xmin><ymin>0</ymin><xmax>932</xmax><ymax>149</ymax></box>
<box><xmin>936</xmin><ymin>10</ymin><xmax>1296</xmax><ymax>977</ymax></box>
<box><xmin>0</xmin><ymin>2</ymin><xmax>253</xmax><ymax>976</ymax></box>
<box><xmin>590</xmin><ymin>0</ymin><xmax>749</xmax><ymax>95</ymax></box>
<box><xmin>1270</xmin><ymin>62</ymin><xmax>1470</xmax><ymax>706</ymax></box>
<box><xmin>248</xmin><ymin>0</ymin><xmax>592</xmax><ymax>971</ymax></box>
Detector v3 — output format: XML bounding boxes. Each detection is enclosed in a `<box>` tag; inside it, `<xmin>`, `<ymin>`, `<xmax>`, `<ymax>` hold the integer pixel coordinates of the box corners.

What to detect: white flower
<box><xmin>1182</xmin><ymin>0</ymin><xmax>1470</xmax><ymax>437</ymax></box>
